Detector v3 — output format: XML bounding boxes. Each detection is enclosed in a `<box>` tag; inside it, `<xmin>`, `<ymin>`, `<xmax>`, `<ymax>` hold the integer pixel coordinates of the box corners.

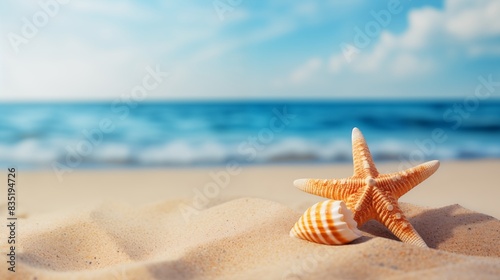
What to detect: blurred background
<box><xmin>0</xmin><ymin>0</ymin><xmax>499</xmax><ymax>170</ymax></box>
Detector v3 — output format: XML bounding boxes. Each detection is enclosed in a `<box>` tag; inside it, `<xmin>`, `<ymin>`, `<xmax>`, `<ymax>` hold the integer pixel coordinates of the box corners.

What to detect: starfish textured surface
<box><xmin>294</xmin><ymin>128</ymin><xmax>440</xmax><ymax>247</ymax></box>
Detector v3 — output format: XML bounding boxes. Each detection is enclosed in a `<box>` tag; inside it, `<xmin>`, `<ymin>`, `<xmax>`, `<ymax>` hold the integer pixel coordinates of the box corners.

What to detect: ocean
<box><xmin>1</xmin><ymin>100</ymin><xmax>499</xmax><ymax>169</ymax></box>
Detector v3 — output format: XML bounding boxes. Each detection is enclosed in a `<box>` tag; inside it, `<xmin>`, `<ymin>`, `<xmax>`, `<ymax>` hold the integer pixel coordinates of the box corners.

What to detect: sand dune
<box><xmin>2</xmin><ymin>161</ymin><xmax>500</xmax><ymax>279</ymax></box>
<box><xmin>2</xmin><ymin>197</ymin><xmax>500</xmax><ymax>280</ymax></box>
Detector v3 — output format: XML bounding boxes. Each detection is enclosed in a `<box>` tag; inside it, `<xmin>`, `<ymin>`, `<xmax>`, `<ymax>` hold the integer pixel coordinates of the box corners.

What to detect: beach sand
<box><xmin>1</xmin><ymin>160</ymin><xmax>500</xmax><ymax>279</ymax></box>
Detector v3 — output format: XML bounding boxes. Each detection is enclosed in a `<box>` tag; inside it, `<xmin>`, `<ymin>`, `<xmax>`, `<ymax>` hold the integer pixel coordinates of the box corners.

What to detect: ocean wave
<box><xmin>2</xmin><ymin>138</ymin><xmax>500</xmax><ymax>170</ymax></box>
<box><xmin>1</xmin><ymin>101</ymin><xmax>500</xmax><ymax>169</ymax></box>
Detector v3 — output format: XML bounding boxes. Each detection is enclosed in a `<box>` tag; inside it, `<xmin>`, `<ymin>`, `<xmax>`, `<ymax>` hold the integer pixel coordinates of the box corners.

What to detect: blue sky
<box><xmin>0</xmin><ymin>0</ymin><xmax>499</xmax><ymax>101</ymax></box>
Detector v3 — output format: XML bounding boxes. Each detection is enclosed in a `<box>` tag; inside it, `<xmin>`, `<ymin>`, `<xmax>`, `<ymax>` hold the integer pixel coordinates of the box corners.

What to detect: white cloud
<box><xmin>390</xmin><ymin>53</ymin><xmax>434</xmax><ymax>77</ymax></box>
<box><xmin>1</xmin><ymin>37</ymin><xmax>148</xmax><ymax>100</ymax></box>
<box><xmin>271</xmin><ymin>57</ymin><xmax>323</xmax><ymax>90</ymax></box>
<box><xmin>446</xmin><ymin>0</ymin><xmax>500</xmax><ymax>40</ymax></box>
<box><xmin>0</xmin><ymin>0</ymin><xmax>306</xmax><ymax>101</ymax></box>
<box><xmin>329</xmin><ymin>54</ymin><xmax>344</xmax><ymax>73</ymax></box>
<box><xmin>289</xmin><ymin>57</ymin><xmax>322</xmax><ymax>84</ymax></box>
<box><xmin>293</xmin><ymin>2</ymin><xmax>318</xmax><ymax>17</ymax></box>
<box><xmin>329</xmin><ymin>0</ymin><xmax>500</xmax><ymax>77</ymax></box>
<box><xmin>70</xmin><ymin>0</ymin><xmax>153</xmax><ymax>19</ymax></box>
<box><xmin>399</xmin><ymin>8</ymin><xmax>443</xmax><ymax>51</ymax></box>
<box><xmin>2</xmin><ymin>0</ymin><xmax>498</xmax><ymax>101</ymax></box>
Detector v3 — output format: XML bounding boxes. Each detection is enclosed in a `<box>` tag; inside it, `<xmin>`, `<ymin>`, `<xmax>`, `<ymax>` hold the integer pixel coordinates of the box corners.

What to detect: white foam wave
<box><xmin>137</xmin><ymin>140</ymin><xmax>227</xmax><ymax>164</ymax></box>
<box><xmin>0</xmin><ymin>139</ymin><xmax>58</xmax><ymax>164</ymax></box>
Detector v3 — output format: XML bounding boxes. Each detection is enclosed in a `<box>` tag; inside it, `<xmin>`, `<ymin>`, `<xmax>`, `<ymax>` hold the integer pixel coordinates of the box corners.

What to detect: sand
<box><xmin>1</xmin><ymin>160</ymin><xmax>500</xmax><ymax>279</ymax></box>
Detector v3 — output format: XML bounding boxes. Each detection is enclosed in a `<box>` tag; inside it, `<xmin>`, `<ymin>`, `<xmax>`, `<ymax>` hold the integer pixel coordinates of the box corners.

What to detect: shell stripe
<box><xmin>291</xmin><ymin>200</ymin><xmax>361</xmax><ymax>245</ymax></box>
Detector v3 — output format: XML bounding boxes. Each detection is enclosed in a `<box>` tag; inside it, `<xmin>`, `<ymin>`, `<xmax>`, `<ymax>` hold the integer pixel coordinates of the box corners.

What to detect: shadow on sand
<box><xmin>359</xmin><ymin>203</ymin><xmax>500</xmax><ymax>257</ymax></box>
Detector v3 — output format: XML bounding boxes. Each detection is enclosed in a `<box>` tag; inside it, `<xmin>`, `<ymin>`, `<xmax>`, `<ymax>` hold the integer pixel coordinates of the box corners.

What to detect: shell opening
<box><xmin>338</xmin><ymin>201</ymin><xmax>363</xmax><ymax>237</ymax></box>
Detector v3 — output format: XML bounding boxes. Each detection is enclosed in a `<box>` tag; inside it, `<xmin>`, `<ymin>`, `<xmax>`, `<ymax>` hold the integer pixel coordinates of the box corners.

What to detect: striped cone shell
<box><xmin>290</xmin><ymin>200</ymin><xmax>362</xmax><ymax>245</ymax></box>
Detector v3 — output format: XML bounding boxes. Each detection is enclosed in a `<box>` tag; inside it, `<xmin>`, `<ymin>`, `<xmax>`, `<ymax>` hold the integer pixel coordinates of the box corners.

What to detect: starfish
<box><xmin>294</xmin><ymin>128</ymin><xmax>440</xmax><ymax>247</ymax></box>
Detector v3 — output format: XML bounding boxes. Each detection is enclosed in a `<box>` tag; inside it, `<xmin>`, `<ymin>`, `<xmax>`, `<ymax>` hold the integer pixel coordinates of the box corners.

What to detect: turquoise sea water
<box><xmin>1</xmin><ymin>100</ymin><xmax>499</xmax><ymax>169</ymax></box>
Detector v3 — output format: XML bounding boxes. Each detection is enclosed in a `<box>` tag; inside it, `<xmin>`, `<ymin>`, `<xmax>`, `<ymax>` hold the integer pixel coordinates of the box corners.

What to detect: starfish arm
<box><xmin>372</xmin><ymin>190</ymin><xmax>427</xmax><ymax>247</ymax></box>
<box><xmin>376</xmin><ymin>160</ymin><xmax>440</xmax><ymax>199</ymax></box>
<box><xmin>351</xmin><ymin>128</ymin><xmax>379</xmax><ymax>178</ymax></box>
<box><xmin>346</xmin><ymin>187</ymin><xmax>375</xmax><ymax>225</ymax></box>
<box><xmin>293</xmin><ymin>177</ymin><xmax>364</xmax><ymax>201</ymax></box>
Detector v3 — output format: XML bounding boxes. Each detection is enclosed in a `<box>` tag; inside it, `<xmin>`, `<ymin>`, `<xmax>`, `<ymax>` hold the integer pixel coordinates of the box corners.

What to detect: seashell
<box><xmin>290</xmin><ymin>200</ymin><xmax>362</xmax><ymax>245</ymax></box>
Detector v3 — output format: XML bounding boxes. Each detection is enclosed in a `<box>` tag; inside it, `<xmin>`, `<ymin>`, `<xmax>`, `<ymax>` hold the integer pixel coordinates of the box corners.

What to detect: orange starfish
<box><xmin>294</xmin><ymin>128</ymin><xmax>440</xmax><ymax>247</ymax></box>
